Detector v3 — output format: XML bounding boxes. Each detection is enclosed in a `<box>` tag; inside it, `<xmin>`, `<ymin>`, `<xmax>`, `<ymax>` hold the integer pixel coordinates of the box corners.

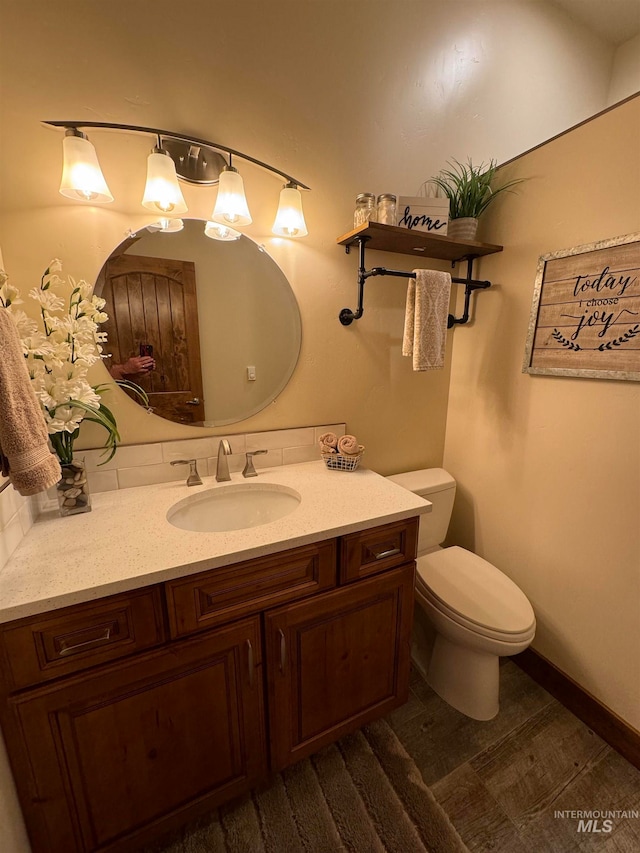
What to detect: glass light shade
<box><xmin>272</xmin><ymin>185</ymin><xmax>308</xmax><ymax>237</ymax></box>
<box><xmin>142</xmin><ymin>150</ymin><xmax>188</xmax><ymax>215</ymax></box>
<box><xmin>153</xmin><ymin>217</ymin><xmax>184</xmax><ymax>233</ymax></box>
<box><xmin>211</xmin><ymin>168</ymin><xmax>252</xmax><ymax>226</ymax></box>
<box><xmin>204</xmin><ymin>221</ymin><xmax>242</xmax><ymax>241</ymax></box>
<box><xmin>59</xmin><ymin>134</ymin><xmax>113</xmax><ymax>203</ymax></box>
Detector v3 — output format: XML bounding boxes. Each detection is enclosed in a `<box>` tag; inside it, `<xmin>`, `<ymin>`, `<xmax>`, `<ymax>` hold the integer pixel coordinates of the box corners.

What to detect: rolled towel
<box><xmin>337</xmin><ymin>434</ymin><xmax>360</xmax><ymax>456</ymax></box>
<box><xmin>319</xmin><ymin>432</ymin><xmax>338</xmax><ymax>454</ymax></box>
<box><xmin>319</xmin><ymin>432</ymin><xmax>338</xmax><ymax>448</ymax></box>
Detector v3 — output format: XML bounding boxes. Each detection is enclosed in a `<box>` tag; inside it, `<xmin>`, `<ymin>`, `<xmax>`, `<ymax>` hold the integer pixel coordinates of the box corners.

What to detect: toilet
<box><xmin>387</xmin><ymin>468</ymin><xmax>535</xmax><ymax>721</ymax></box>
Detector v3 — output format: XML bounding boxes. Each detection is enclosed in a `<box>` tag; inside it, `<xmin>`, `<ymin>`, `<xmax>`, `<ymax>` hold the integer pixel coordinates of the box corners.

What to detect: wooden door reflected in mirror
<box><xmin>101</xmin><ymin>254</ymin><xmax>205</xmax><ymax>424</ymax></box>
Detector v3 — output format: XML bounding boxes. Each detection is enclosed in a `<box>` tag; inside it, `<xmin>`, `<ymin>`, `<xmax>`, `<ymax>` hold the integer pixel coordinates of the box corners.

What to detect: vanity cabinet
<box><xmin>0</xmin><ymin>518</ymin><xmax>417</xmax><ymax>853</ymax></box>
<box><xmin>5</xmin><ymin>618</ymin><xmax>265</xmax><ymax>853</ymax></box>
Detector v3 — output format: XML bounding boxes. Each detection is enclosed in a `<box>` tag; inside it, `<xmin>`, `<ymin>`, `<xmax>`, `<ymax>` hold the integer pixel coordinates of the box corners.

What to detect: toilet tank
<box><xmin>387</xmin><ymin>468</ymin><xmax>456</xmax><ymax>552</ymax></box>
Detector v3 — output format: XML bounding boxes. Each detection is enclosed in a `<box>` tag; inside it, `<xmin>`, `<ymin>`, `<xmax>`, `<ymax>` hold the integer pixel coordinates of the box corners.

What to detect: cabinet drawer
<box><xmin>339</xmin><ymin>517</ymin><xmax>418</xmax><ymax>583</ymax></box>
<box><xmin>0</xmin><ymin>587</ymin><xmax>166</xmax><ymax>691</ymax></box>
<box><xmin>166</xmin><ymin>539</ymin><xmax>337</xmax><ymax>638</ymax></box>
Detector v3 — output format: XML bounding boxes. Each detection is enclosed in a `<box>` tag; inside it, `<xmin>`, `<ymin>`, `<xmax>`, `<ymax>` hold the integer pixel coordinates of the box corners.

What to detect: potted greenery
<box><xmin>430</xmin><ymin>158</ymin><xmax>523</xmax><ymax>241</ymax></box>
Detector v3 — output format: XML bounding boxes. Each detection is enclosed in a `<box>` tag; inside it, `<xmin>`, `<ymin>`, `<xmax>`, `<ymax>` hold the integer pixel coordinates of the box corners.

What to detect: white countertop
<box><xmin>0</xmin><ymin>462</ymin><xmax>431</xmax><ymax>624</ymax></box>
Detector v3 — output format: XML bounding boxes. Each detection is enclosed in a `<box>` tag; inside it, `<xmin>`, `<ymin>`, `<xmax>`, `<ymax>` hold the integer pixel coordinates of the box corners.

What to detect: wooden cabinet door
<box><xmin>7</xmin><ymin>617</ymin><xmax>265</xmax><ymax>853</ymax></box>
<box><xmin>265</xmin><ymin>563</ymin><xmax>414</xmax><ymax>771</ymax></box>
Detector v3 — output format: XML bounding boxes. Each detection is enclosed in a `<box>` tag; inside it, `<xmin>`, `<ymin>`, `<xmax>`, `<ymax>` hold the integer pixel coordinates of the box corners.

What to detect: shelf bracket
<box><xmin>339</xmin><ymin>237</ymin><xmax>491</xmax><ymax>328</ymax></box>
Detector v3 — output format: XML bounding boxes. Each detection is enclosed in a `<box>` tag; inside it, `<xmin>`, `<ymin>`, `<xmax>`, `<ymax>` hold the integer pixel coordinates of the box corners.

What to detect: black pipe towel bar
<box><xmin>339</xmin><ymin>236</ymin><xmax>491</xmax><ymax>328</ymax></box>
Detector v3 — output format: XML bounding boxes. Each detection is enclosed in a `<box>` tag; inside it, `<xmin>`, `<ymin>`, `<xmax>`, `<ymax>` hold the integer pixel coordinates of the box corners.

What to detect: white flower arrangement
<box><xmin>0</xmin><ymin>259</ymin><xmax>141</xmax><ymax>465</ymax></box>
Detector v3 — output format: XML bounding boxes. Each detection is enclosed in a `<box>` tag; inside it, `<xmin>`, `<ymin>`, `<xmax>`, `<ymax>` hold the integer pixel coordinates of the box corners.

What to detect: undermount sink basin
<box><xmin>167</xmin><ymin>482</ymin><xmax>302</xmax><ymax>533</ymax></box>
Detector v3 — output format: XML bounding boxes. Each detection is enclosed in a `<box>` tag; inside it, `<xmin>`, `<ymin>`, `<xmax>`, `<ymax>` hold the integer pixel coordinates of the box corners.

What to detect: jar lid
<box><xmin>377</xmin><ymin>193</ymin><xmax>397</xmax><ymax>202</ymax></box>
<box><xmin>356</xmin><ymin>192</ymin><xmax>376</xmax><ymax>202</ymax></box>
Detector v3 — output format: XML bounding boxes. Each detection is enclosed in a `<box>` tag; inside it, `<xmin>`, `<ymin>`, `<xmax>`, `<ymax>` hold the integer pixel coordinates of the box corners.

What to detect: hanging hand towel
<box><xmin>402</xmin><ymin>269</ymin><xmax>452</xmax><ymax>370</ymax></box>
<box><xmin>0</xmin><ymin>308</ymin><xmax>61</xmax><ymax>496</ymax></box>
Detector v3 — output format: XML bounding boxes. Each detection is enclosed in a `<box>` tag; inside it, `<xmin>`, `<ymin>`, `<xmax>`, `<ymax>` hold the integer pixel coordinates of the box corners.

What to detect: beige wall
<box><xmin>0</xmin><ymin>0</ymin><xmax>625</xmax><ymax>478</ymax></box>
<box><xmin>609</xmin><ymin>32</ymin><xmax>640</xmax><ymax>105</ymax></box>
<box><xmin>444</xmin><ymin>96</ymin><xmax>640</xmax><ymax>729</ymax></box>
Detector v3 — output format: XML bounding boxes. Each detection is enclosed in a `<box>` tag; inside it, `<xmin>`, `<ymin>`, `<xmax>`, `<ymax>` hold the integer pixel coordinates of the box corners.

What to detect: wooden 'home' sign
<box><xmin>396</xmin><ymin>196</ymin><xmax>449</xmax><ymax>235</ymax></box>
<box><xmin>523</xmin><ymin>233</ymin><xmax>640</xmax><ymax>381</ymax></box>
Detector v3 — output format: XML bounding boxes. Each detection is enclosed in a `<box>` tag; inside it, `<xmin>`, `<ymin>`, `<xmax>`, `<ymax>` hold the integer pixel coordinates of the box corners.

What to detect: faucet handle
<box><xmin>170</xmin><ymin>459</ymin><xmax>203</xmax><ymax>486</ymax></box>
<box><xmin>242</xmin><ymin>450</ymin><xmax>268</xmax><ymax>478</ymax></box>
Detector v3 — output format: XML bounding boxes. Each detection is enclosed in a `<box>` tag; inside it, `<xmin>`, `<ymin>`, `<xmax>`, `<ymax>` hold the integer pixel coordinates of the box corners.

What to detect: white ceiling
<box><xmin>551</xmin><ymin>0</ymin><xmax>640</xmax><ymax>45</ymax></box>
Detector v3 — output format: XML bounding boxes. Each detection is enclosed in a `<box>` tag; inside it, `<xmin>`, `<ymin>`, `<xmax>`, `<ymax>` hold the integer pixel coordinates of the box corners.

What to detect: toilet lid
<box><xmin>417</xmin><ymin>546</ymin><xmax>535</xmax><ymax>634</ymax></box>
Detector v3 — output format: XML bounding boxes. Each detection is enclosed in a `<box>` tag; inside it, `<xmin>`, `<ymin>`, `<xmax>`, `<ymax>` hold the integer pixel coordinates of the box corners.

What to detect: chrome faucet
<box><xmin>215</xmin><ymin>439</ymin><xmax>232</xmax><ymax>482</ymax></box>
<box><xmin>242</xmin><ymin>450</ymin><xmax>268</xmax><ymax>478</ymax></box>
<box><xmin>170</xmin><ymin>459</ymin><xmax>202</xmax><ymax>487</ymax></box>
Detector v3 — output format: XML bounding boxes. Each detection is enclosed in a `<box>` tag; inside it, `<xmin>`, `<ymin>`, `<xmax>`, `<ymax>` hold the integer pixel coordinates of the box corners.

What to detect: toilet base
<box><xmin>427</xmin><ymin>635</ymin><xmax>500</xmax><ymax>721</ymax></box>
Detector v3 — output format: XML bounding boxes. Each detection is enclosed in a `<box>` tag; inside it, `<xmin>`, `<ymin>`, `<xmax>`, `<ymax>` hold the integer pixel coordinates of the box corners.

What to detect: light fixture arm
<box><xmin>43</xmin><ymin>120</ymin><xmax>310</xmax><ymax>190</ymax></box>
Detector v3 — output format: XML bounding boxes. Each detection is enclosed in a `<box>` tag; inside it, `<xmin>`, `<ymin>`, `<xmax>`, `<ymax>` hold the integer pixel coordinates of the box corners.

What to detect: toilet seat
<box><xmin>416</xmin><ymin>546</ymin><xmax>535</xmax><ymax>638</ymax></box>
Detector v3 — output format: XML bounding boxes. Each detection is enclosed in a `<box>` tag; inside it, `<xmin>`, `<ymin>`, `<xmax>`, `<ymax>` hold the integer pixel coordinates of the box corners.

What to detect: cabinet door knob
<box><xmin>278</xmin><ymin>629</ymin><xmax>287</xmax><ymax>673</ymax></box>
<box><xmin>246</xmin><ymin>639</ymin><xmax>254</xmax><ymax>688</ymax></box>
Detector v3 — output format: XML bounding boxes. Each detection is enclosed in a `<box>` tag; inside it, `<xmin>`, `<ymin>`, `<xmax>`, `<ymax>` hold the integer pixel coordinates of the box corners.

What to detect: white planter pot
<box><xmin>447</xmin><ymin>217</ymin><xmax>479</xmax><ymax>241</ymax></box>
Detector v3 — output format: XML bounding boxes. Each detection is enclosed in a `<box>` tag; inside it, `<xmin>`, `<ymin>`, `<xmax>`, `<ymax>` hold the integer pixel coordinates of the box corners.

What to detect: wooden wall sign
<box><xmin>396</xmin><ymin>196</ymin><xmax>449</xmax><ymax>235</ymax></box>
<box><xmin>523</xmin><ymin>233</ymin><xmax>640</xmax><ymax>381</ymax></box>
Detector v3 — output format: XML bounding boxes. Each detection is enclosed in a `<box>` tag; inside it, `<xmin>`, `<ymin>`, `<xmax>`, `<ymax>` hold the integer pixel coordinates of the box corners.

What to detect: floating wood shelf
<box><xmin>336</xmin><ymin>222</ymin><xmax>503</xmax><ymax>262</ymax></box>
<box><xmin>336</xmin><ymin>222</ymin><xmax>504</xmax><ymax>327</ymax></box>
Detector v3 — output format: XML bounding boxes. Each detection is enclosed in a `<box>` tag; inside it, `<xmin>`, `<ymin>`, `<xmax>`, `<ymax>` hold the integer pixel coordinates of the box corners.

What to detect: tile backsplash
<box><xmin>0</xmin><ymin>482</ymin><xmax>36</xmax><ymax>572</ymax></box>
<box><xmin>0</xmin><ymin>423</ymin><xmax>345</xmax><ymax>567</ymax></box>
<box><xmin>81</xmin><ymin>423</ymin><xmax>345</xmax><ymax>493</ymax></box>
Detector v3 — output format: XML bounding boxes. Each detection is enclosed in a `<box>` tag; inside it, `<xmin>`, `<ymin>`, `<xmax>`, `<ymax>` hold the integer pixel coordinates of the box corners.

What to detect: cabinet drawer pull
<box><xmin>246</xmin><ymin>639</ymin><xmax>254</xmax><ymax>688</ymax></box>
<box><xmin>370</xmin><ymin>545</ymin><xmax>402</xmax><ymax>561</ymax></box>
<box><xmin>58</xmin><ymin>627</ymin><xmax>112</xmax><ymax>656</ymax></box>
<box><xmin>278</xmin><ymin>629</ymin><xmax>286</xmax><ymax>673</ymax></box>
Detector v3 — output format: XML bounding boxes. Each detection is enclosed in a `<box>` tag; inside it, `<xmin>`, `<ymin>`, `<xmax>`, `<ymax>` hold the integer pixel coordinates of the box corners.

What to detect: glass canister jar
<box><xmin>377</xmin><ymin>193</ymin><xmax>397</xmax><ymax>225</ymax></box>
<box><xmin>354</xmin><ymin>193</ymin><xmax>377</xmax><ymax>227</ymax></box>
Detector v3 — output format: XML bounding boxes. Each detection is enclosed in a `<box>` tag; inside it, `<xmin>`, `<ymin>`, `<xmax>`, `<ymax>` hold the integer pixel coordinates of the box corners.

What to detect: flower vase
<box><xmin>56</xmin><ymin>459</ymin><xmax>91</xmax><ymax>517</ymax></box>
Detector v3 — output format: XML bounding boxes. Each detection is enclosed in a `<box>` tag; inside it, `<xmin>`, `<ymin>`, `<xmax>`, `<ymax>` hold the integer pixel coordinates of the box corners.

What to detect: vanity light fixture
<box><xmin>204</xmin><ymin>221</ymin><xmax>242</xmax><ymax>241</ymax></box>
<box><xmin>59</xmin><ymin>128</ymin><xmax>113</xmax><ymax>203</ymax></box>
<box><xmin>141</xmin><ymin>139</ymin><xmax>188</xmax><ymax>215</ymax></box>
<box><xmin>210</xmin><ymin>159</ymin><xmax>252</xmax><ymax>226</ymax></box>
<box><xmin>272</xmin><ymin>182</ymin><xmax>308</xmax><ymax>237</ymax></box>
<box><xmin>44</xmin><ymin>121</ymin><xmax>310</xmax><ymax>237</ymax></box>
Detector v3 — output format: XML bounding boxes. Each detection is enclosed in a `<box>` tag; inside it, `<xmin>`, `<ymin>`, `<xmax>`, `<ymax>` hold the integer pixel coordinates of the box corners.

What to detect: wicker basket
<box><xmin>321</xmin><ymin>450</ymin><xmax>364</xmax><ymax>472</ymax></box>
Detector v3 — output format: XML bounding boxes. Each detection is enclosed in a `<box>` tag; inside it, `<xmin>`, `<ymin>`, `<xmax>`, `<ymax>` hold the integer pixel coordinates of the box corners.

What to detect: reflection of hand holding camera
<box><xmin>110</xmin><ymin>353</ymin><xmax>156</xmax><ymax>380</ymax></box>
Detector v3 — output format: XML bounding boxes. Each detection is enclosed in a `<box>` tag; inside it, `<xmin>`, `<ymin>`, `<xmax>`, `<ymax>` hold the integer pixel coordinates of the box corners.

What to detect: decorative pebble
<box><xmin>57</xmin><ymin>463</ymin><xmax>92</xmax><ymax>516</ymax></box>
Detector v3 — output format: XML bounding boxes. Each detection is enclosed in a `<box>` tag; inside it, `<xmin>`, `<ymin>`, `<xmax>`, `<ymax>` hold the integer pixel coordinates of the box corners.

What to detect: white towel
<box><xmin>402</xmin><ymin>270</ymin><xmax>452</xmax><ymax>370</ymax></box>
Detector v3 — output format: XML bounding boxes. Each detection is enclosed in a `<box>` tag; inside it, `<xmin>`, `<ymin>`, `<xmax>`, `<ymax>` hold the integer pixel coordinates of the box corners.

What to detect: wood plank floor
<box><xmin>386</xmin><ymin>660</ymin><xmax>640</xmax><ymax>852</ymax></box>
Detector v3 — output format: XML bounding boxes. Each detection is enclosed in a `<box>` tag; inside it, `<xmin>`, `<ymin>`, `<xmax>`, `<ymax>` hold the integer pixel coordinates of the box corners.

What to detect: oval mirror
<box><xmin>95</xmin><ymin>219</ymin><xmax>302</xmax><ymax>427</ymax></box>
